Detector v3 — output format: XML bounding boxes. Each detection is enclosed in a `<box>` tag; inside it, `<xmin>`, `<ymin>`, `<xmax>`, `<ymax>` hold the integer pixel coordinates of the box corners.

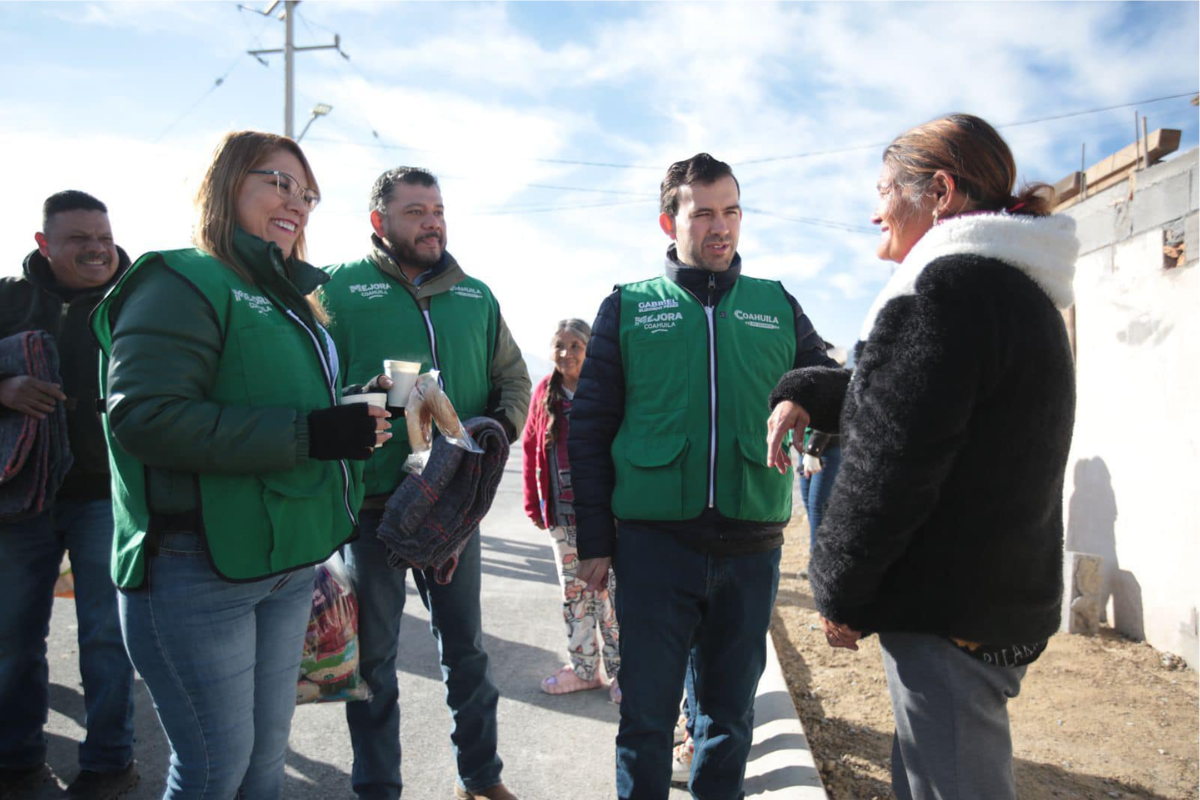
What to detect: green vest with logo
<box><xmin>322</xmin><ymin>257</ymin><xmax>498</xmax><ymax>495</ymax></box>
<box><xmin>612</xmin><ymin>274</ymin><xmax>796</xmax><ymax>522</ymax></box>
<box><xmin>92</xmin><ymin>248</ymin><xmax>361</xmax><ymax>587</ymax></box>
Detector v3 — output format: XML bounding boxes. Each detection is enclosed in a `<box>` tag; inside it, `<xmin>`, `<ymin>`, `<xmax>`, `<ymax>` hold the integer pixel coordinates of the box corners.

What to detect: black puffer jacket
<box><xmin>774</xmin><ymin>212</ymin><xmax>1079</xmax><ymax>644</ymax></box>
<box><xmin>0</xmin><ymin>248</ymin><xmax>130</xmax><ymax>499</ymax></box>
<box><xmin>570</xmin><ymin>247</ymin><xmax>836</xmax><ymax>560</ymax></box>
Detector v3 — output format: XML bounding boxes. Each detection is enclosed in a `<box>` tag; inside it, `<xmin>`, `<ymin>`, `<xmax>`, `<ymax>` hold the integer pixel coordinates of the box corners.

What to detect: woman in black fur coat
<box><xmin>765</xmin><ymin>114</ymin><xmax>1079</xmax><ymax>800</ymax></box>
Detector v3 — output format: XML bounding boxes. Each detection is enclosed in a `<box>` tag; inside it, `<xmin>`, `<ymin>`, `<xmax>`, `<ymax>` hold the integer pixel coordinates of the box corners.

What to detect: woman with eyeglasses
<box><xmin>92</xmin><ymin>130</ymin><xmax>391</xmax><ymax>798</ymax></box>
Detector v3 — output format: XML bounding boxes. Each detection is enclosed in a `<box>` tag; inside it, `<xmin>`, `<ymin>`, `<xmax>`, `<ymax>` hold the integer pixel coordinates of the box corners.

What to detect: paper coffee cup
<box><xmin>383</xmin><ymin>360</ymin><xmax>422</xmax><ymax>407</ymax></box>
<box><xmin>339</xmin><ymin>392</ymin><xmax>387</xmax><ymax>409</ymax></box>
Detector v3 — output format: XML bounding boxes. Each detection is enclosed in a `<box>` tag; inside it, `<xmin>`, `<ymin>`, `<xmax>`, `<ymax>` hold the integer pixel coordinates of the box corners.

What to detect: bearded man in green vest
<box><xmin>322</xmin><ymin>167</ymin><xmax>530</xmax><ymax>800</ymax></box>
<box><xmin>569</xmin><ymin>153</ymin><xmax>837</xmax><ymax>800</ymax></box>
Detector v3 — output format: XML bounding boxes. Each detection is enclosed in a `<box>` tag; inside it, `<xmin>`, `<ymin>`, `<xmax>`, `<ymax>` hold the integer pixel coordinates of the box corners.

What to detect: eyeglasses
<box><xmin>248</xmin><ymin>169</ymin><xmax>321</xmax><ymax>211</ymax></box>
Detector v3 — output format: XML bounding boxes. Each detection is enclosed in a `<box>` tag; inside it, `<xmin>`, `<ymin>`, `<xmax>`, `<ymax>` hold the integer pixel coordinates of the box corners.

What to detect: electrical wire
<box><xmin>154</xmin><ymin>6</ymin><xmax>275</xmax><ymax>142</ymax></box>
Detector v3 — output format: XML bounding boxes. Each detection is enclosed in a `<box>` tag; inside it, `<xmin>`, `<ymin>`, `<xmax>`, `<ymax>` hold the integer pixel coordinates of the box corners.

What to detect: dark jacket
<box><xmin>570</xmin><ymin>247</ymin><xmax>837</xmax><ymax>560</ymax></box>
<box><xmin>0</xmin><ymin>247</ymin><xmax>131</xmax><ymax>499</ymax></box>
<box><xmin>774</xmin><ymin>212</ymin><xmax>1079</xmax><ymax>644</ymax></box>
<box><xmin>102</xmin><ymin>230</ymin><xmax>333</xmax><ymax>519</ymax></box>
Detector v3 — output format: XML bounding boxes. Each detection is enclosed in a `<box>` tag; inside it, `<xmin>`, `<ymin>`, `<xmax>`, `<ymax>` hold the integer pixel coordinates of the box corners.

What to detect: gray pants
<box><xmin>880</xmin><ymin>632</ymin><xmax>1026</xmax><ymax>800</ymax></box>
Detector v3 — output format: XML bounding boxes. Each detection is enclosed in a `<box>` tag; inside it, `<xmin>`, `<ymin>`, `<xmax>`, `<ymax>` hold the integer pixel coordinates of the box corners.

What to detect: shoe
<box><xmin>0</xmin><ymin>763</ymin><xmax>53</xmax><ymax>796</ymax></box>
<box><xmin>453</xmin><ymin>782</ymin><xmax>519</xmax><ymax>800</ymax></box>
<box><xmin>673</xmin><ymin>711</ymin><xmax>688</xmax><ymax>745</ymax></box>
<box><xmin>66</xmin><ymin>761</ymin><xmax>138</xmax><ymax>800</ymax></box>
<box><xmin>540</xmin><ymin>664</ymin><xmax>604</xmax><ymax>695</ymax></box>
<box><xmin>670</xmin><ymin>734</ymin><xmax>694</xmax><ymax>786</ymax></box>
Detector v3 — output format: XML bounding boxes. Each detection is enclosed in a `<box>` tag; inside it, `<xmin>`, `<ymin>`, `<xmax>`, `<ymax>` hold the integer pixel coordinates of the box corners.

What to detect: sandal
<box><xmin>540</xmin><ymin>665</ymin><xmax>604</xmax><ymax>695</ymax></box>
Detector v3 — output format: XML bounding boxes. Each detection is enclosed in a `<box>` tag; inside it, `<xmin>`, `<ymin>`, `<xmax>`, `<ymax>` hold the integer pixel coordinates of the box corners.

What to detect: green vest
<box><xmin>612</xmin><ymin>274</ymin><xmax>796</xmax><ymax>522</ymax></box>
<box><xmin>93</xmin><ymin>248</ymin><xmax>361</xmax><ymax>587</ymax></box>
<box><xmin>322</xmin><ymin>257</ymin><xmax>498</xmax><ymax>495</ymax></box>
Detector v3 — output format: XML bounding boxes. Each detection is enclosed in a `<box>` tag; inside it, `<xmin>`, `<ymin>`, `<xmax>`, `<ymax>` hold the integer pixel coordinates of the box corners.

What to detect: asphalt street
<box><xmin>37</xmin><ymin>449</ymin><xmax>823</xmax><ymax>799</ymax></box>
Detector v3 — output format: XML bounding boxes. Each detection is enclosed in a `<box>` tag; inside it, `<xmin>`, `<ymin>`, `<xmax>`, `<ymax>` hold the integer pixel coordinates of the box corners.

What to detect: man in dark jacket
<box><xmin>0</xmin><ymin>191</ymin><xmax>138</xmax><ymax>798</ymax></box>
<box><xmin>569</xmin><ymin>154</ymin><xmax>836</xmax><ymax>800</ymax></box>
<box><xmin>323</xmin><ymin>167</ymin><xmax>530</xmax><ymax>800</ymax></box>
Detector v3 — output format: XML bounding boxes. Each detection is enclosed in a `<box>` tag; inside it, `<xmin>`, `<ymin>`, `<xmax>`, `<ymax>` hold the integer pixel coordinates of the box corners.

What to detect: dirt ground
<box><xmin>770</xmin><ymin>516</ymin><xmax>1199</xmax><ymax>799</ymax></box>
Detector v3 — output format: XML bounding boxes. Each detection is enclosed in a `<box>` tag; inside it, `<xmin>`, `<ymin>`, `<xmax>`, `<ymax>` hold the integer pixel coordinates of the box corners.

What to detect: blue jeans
<box><xmin>0</xmin><ymin>499</ymin><xmax>135</xmax><ymax>772</ymax></box>
<box><xmin>799</xmin><ymin>444</ymin><xmax>841</xmax><ymax>548</ymax></box>
<box><xmin>344</xmin><ymin>510</ymin><xmax>502</xmax><ymax>799</ymax></box>
<box><xmin>613</xmin><ymin>525</ymin><xmax>781</xmax><ymax>800</ymax></box>
<box><xmin>119</xmin><ymin>532</ymin><xmax>314</xmax><ymax>799</ymax></box>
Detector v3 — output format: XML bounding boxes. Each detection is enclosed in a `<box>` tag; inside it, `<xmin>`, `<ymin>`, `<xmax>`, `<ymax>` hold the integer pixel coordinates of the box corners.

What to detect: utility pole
<box><xmin>245</xmin><ymin>0</ymin><xmax>345</xmax><ymax>137</ymax></box>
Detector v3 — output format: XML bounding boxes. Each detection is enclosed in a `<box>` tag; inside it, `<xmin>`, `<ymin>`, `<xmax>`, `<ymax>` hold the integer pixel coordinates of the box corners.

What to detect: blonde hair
<box><xmin>193</xmin><ymin>131</ymin><xmax>328</xmax><ymax>323</ymax></box>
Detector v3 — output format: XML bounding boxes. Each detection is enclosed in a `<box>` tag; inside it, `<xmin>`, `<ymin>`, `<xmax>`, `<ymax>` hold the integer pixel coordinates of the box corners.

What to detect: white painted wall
<box><xmin>1062</xmin><ymin>150</ymin><xmax>1199</xmax><ymax>668</ymax></box>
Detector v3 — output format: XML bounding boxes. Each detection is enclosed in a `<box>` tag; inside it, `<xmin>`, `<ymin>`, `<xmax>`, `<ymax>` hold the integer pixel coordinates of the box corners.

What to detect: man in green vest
<box><xmin>323</xmin><ymin>167</ymin><xmax>530</xmax><ymax>800</ymax></box>
<box><xmin>569</xmin><ymin>153</ymin><xmax>837</xmax><ymax>800</ymax></box>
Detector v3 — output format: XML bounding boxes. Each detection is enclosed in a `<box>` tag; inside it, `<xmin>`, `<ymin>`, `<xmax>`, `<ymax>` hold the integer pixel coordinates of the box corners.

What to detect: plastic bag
<box><xmin>296</xmin><ymin>552</ymin><xmax>370</xmax><ymax>704</ymax></box>
<box><xmin>403</xmin><ymin>370</ymin><xmax>483</xmax><ymax>475</ymax></box>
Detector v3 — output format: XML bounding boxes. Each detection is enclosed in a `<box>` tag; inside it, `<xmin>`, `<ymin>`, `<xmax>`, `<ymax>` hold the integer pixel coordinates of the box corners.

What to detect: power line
<box><xmin>736</xmin><ymin>90</ymin><xmax>1198</xmax><ymax>166</ymax></box>
<box><xmin>470</xmin><ymin>199</ymin><xmax>654</xmax><ymax>215</ymax></box>
<box><xmin>155</xmin><ymin>6</ymin><xmax>275</xmax><ymax>141</ymax></box>
<box><xmin>743</xmin><ymin>207</ymin><xmax>876</xmax><ymax>235</ymax></box>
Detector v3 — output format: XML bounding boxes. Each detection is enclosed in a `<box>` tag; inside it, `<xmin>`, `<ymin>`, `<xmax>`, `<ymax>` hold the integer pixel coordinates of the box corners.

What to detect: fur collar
<box><xmin>859</xmin><ymin>212</ymin><xmax>1079</xmax><ymax>342</ymax></box>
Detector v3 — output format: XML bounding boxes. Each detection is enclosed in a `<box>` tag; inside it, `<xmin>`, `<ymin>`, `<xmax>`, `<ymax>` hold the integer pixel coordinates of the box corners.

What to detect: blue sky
<box><xmin>2</xmin><ymin>1</ymin><xmax>1197</xmax><ymax>365</ymax></box>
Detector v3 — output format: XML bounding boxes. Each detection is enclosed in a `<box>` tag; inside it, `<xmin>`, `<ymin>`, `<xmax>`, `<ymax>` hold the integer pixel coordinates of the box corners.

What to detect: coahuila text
<box><xmin>232</xmin><ymin>289</ymin><xmax>273</xmax><ymax>316</ymax></box>
<box><xmin>734</xmin><ymin>309</ymin><xmax>780</xmax><ymax>330</ymax></box>
<box><xmin>350</xmin><ymin>282</ymin><xmax>390</xmax><ymax>300</ymax></box>
<box><xmin>634</xmin><ymin>311</ymin><xmax>683</xmax><ymax>332</ymax></box>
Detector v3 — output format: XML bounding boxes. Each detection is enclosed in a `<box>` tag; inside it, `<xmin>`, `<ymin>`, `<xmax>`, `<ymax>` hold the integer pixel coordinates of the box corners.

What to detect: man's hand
<box><xmin>766</xmin><ymin>399</ymin><xmax>810</xmax><ymax>474</ymax></box>
<box><xmin>0</xmin><ymin>375</ymin><xmax>67</xmax><ymax>420</ymax></box>
<box><xmin>531</xmin><ymin>519</ymin><xmax>546</xmax><ymax>531</ymax></box>
<box><xmin>820</xmin><ymin>615</ymin><xmax>862</xmax><ymax>651</ymax></box>
<box><xmin>577</xmin><ymin>557</ymin><xmax>613</xmax><ymax>592</ymax></box>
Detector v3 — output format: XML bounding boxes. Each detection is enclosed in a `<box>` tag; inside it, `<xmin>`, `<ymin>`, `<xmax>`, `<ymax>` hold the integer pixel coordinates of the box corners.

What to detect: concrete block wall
<box><xmin>1062</xmin><ymin>149</ymin><xmax>1199</xmax><ymax>669</ymax></box>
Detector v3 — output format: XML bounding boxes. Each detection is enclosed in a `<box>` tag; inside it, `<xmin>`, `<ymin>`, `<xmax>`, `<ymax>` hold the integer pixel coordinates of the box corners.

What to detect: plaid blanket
<box><xmin>0</xmin><ymin>331</ymin><xmax>74</xmax><ymax>520</ymax></box>
<box><xmin>376</xmin><ymin>416</ymin><xmax>510</xmax><ymax>584</ymax></box>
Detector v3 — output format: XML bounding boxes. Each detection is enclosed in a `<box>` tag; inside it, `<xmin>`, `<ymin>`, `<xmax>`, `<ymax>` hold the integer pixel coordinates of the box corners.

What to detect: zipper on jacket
<box><xmin>282</xmin><ymin>307</ymin><xmax>357</xmax><ymax>527</ymax></box>
<box><xmin>680</xmin><ymin>273</ymin><xmax>720</xmax><ymax>509</ymax></box>
<box><xmin>705</xmin><ymin>272</ymin><xmax>717</xmax><ymax>508</ymax></box>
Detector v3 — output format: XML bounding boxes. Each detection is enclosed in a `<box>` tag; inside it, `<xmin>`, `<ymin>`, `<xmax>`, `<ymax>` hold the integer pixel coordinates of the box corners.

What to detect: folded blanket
<box><xmin>0</xmin><ymin>331</ymin><xmax>74</xmax><ymax>520</ymax></box>
<box><xmin>375</xmin><ymin>416</ymin><xmax>510</xmax><ymax>585</ymax></box>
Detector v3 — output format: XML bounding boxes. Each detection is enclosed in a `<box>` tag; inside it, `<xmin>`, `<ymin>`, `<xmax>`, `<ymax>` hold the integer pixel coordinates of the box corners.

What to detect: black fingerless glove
<box><xmin>307</xmin><ymin>404</ymin><xmax>376</xmax><ymax>461</ymax></box>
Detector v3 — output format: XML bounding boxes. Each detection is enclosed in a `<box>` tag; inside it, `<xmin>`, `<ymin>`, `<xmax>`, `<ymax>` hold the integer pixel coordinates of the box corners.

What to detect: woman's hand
<box><xmin>366</xmin><ymin>404</ymin><xmax>392</xmax><ymax>448</ymax></box>
<box><xmin>531</xmin><ymin>518</ymin><xmax>546</xmax><ymax>530</ymax></box>
<box><xmin>820</xmin><ymin>615</ymin><xmax>862</xmax><ymax>651</ymax></box>
<box><xmin>766</xmin><ymin>400</ymin><xmax>811</xmax><ymax>474</ymax></box>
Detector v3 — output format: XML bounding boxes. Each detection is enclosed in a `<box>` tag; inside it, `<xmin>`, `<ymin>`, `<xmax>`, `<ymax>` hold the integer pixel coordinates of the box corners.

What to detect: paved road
<box><xmin>37</xmin><ymin>450</ymin><xmax>824</xmax><ymax>799</ymax></box>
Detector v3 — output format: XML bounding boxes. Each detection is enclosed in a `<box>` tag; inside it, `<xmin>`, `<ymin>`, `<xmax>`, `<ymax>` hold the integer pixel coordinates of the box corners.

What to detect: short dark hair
<box><xmin>660</xmin><ymin>153</ymin><xmax>739</xmax><ymax>216</ymax></box>
<box><xmin>370</xmin><ymin>167</ymin><xmax>439</xmax><ymax>213</ymax></box>
<box><xmin>42</xmin><ymin>190</ymin><xmax>107</xmax><ymax>230</ymax></box>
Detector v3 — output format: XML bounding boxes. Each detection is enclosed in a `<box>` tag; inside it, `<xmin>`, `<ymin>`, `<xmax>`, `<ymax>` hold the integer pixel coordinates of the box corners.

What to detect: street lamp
<box><xmin>297</xmin><ymin>103</ymin><xmax>332</xmax><ymax>142</ymax></box>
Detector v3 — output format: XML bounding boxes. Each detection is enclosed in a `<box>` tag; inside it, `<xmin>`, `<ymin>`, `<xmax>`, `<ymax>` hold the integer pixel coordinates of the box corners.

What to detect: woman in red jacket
<box><xmin>522</xmin><ymin>318</ymin><xmax>620</xmax><ymax>701</ymax></box>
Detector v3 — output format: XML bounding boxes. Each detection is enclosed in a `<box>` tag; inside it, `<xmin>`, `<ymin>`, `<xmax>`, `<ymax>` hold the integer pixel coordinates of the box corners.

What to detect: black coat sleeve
<box><xmin>567</xmin><ymin>290</ymin><xmax>624</xmax><ymax>560</ymax></box>
<box><xmin>770</xmin><ymin>287</ymin><xmax>851</xmax><ymax>431</ymax></box>
<box><xmin>808</xmin><ymin>269</ymin><xmax>984</xmax><ymax>628</ymax></box>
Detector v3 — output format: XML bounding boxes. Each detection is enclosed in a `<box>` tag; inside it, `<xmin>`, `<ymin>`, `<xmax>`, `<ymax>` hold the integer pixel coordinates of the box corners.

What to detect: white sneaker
<box><xmin>670</xmin><ymin>735</ymin><xmax>694</xmax><ymax>785</ymax></box>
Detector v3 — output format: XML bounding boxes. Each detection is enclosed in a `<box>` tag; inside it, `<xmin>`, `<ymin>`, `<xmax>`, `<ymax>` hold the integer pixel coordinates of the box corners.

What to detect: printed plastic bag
<box><xmin>403</xmin><ymin>370</ymin><xmax>483</xmax><ymax>475</ymax></box>
<box><xmin>296</xmin><ymin>552</ymin><xmax>370</xmax><ymax>704</ymax></box>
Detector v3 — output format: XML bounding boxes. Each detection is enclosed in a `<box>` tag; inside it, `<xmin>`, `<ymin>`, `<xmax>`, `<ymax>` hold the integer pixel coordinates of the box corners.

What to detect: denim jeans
<box><xmin>799</xmin><ymin>444</ymin><xmax>841</xmax><ymax>549</ymax></box>
<box><xmin>0</xmin><ymin>499</ymin><xmax>135</xmax><ymax>772</ymax></box>
<box><xmin>119</xmin><ymin>532</ymin><xmax>314</xmax><ymax>799</ymax></box>
<box><xmin>613</xmin><ymin>524</ymin><xmax>781</xmax><ymax>800</ymax></box>
<box><xmin>344</xmin><ymin>510</ymin><xmax>502</xmax><ymax>799</ymax></box>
